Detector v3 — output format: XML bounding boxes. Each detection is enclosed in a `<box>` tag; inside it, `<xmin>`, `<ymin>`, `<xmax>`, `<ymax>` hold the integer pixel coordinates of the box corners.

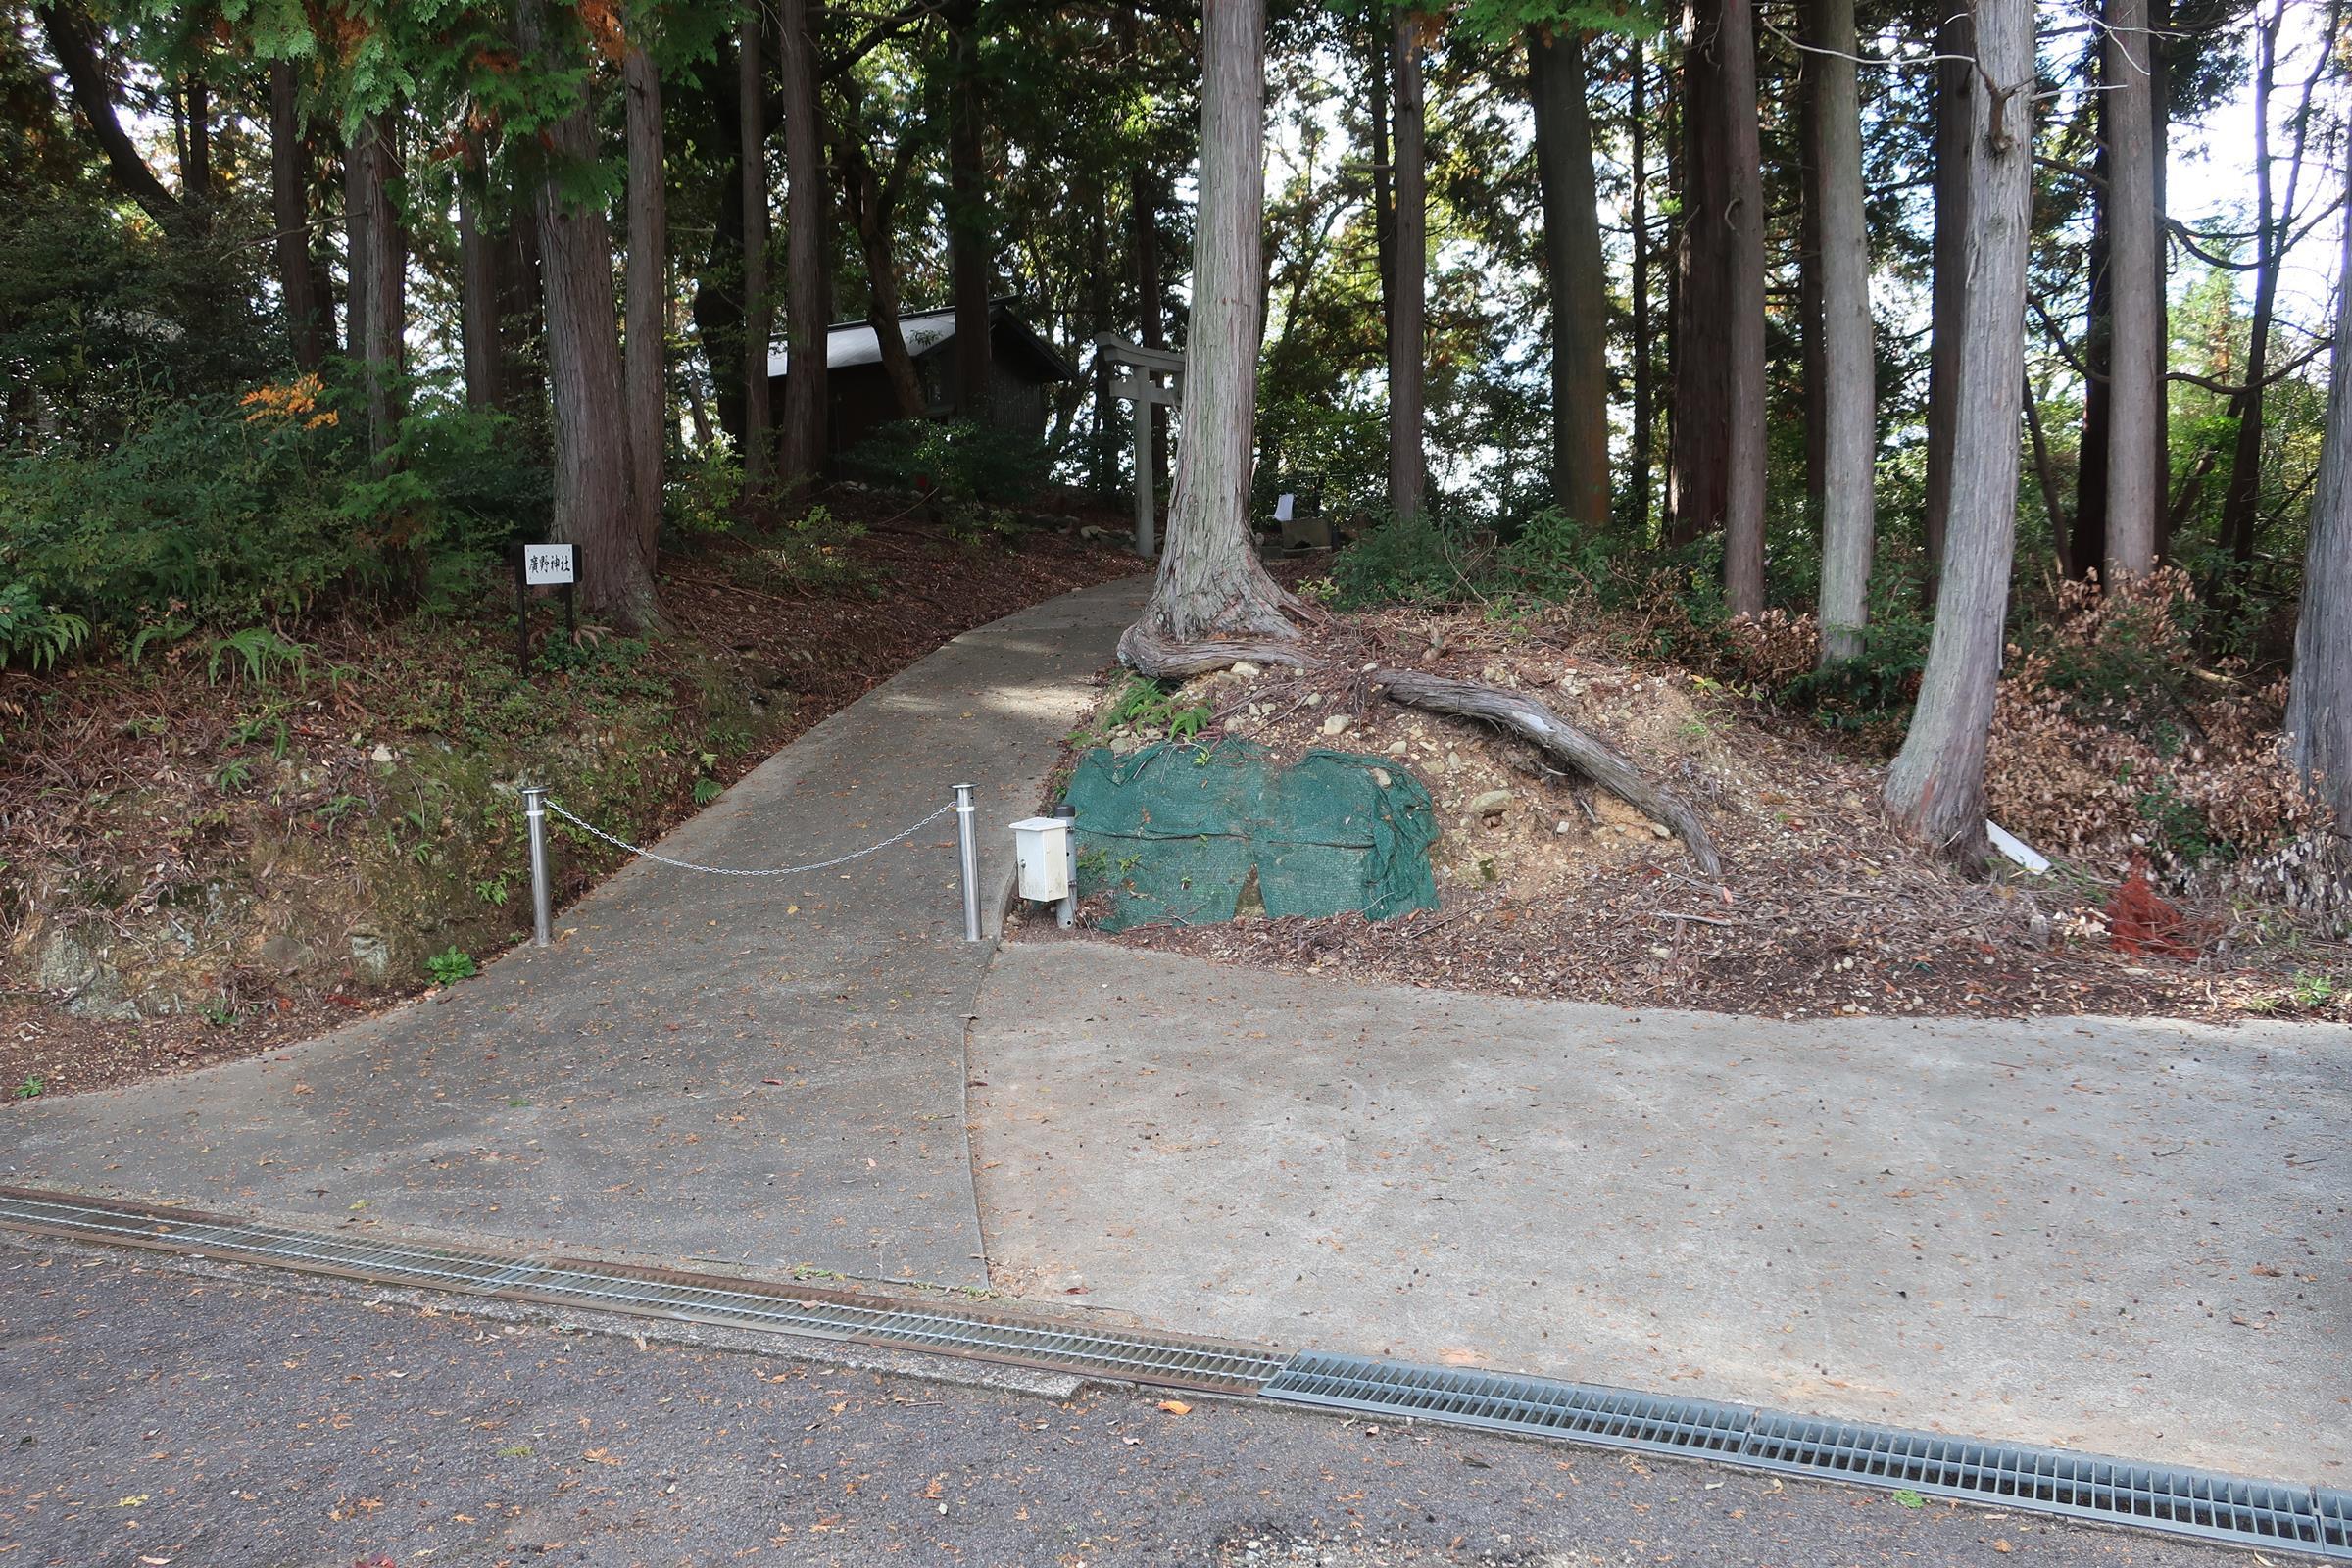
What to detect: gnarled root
<box><xmin>1372</xmin><ymin>668</ymin><xmax>1722</xmax><ymax>876</ymax></box>
<box><xmin>1115</xmin><ymin>625</ymin><xmax>1723</xmax><ymax>877</ymax></box>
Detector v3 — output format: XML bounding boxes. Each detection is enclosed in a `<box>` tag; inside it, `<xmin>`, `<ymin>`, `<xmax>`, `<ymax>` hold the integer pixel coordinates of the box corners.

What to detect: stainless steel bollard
<box><xmin>522</xmin><ymin>786</ymin><xmax>553</xmax><ymax>948</ymax></box>
<box><xmin>955</xmin><ymin>783</ymin><xmax>982</xmax><ymax>942</ymax></box>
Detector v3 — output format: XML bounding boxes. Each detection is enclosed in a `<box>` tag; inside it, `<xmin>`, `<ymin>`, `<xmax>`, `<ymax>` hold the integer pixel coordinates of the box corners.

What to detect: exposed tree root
<box><xmin>1121</xmin><ymin>627</ymin><xmax>1723</xmax><ymax>877</ymax></box>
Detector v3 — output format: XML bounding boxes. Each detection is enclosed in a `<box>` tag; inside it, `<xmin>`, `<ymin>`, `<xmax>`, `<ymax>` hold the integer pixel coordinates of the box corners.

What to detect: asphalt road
<box><xmin>0</xmin><ymin>1243</ymin><xmax>2263</xmax><ymax>1568</ymax></box>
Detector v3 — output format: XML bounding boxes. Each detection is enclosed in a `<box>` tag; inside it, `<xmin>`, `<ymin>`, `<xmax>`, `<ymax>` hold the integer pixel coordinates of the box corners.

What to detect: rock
<box><xmin>1445</xmin><ymin>750</ymin><xmax>1463</xmax><ymax>774</ymax></box>
<box><xmin>1302</xmin><ymin>692</ymin><xmax>1323</xmax><ymax>708</ymax></box>
<box><xmin>1468</xmin><ymin>789</ymin><xmax>1514</xmax><ymax>816</ymax></box>
<box><xmin>348</xmin><ymin>928</ymin><xmax>392</xmax><ymax>981</ymax></box>
<box><xmin>370</xmin><ymin>743</ymin><xmax>395</xmax><ymax>763</ymax></box>
<box><xmin>1386</xmin><ymin>740</ymin><xmax>1408</xmax><ymax>756</ymax></box>
<box><xmin>1370</xmin><ymin>768</ymin><xmax>1393</xmax><ymax>789</ymax></box>
<box><xmin>34</xmin><ymin>927</ymin><xmax>143</xmax><ymax>1021</ymax></box>
<box><xmin>1230</xmin><ymin>661</ymin><xmax>1260</xmax><ymax>678</ymax></box>
<box><xmin>1649</xmin><ymin>822</ymin><xmax>1672</xmax><ymax>839</ymax></box>
<box><xmin>1108</xmin><ymin>734</ymin><xmax>1142</xmax><ymax>755</ymax></box>
<box><xmin>1319</xmin><ymin>713</ymin><xmax>1350</xmax><ymax>736</ymax></box>
<box><xmin>1554</xmin><ymin>819</ymin><xmax>1573</xmax><ymax>835</ymax></box>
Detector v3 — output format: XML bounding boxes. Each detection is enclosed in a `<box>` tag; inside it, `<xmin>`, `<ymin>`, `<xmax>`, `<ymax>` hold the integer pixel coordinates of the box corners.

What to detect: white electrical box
<box><xmin>1009</xmin><ymin>816</ymin><xmax>1071</xmax><ymax>902</ymax></box>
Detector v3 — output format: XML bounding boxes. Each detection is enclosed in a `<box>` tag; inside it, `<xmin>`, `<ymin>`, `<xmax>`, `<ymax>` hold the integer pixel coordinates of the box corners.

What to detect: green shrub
<box><xmin>0</xmin><ymin>376</ymin><xmax>536</xmax><ymax>645</ymax></box>
<box><xmin>1328</xmin><ymin>512</ymin><xmax>1479</xmax><ymax>608</ymax></box>
<box><xmin>425</xmin><ymin>947</ymin><xmax>477</xmax><ymax>985</ymax></box>
<box><xmin>839</xmin><ymin>418</ymin><xmax>1049</xmax><ymax>506</ymax></box>
<box><xmin>0</xmin><ymin>580</ymin><xmax>90</xmax><ymax>670</ymax></box>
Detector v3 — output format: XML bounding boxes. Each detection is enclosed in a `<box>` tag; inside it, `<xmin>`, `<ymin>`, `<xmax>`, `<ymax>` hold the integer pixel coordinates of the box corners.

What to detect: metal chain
<box><xmin>539</xmin><ymin>797</ymin><xmax>955</xmax><ymax>878</ymax></box>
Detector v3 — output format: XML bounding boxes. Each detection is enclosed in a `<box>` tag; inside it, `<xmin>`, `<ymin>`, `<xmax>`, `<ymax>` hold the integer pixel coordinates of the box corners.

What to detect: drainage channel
<box><xmin>1265</xmin><ymin>1352</ymin><xmax>2350</xmax><ymax>1560</ymax></box>
<box><xmin>4</xmin><ymin>1186</ymin><xmax>2340</xmax><ymax>1560</ymax></box>
<box><xmin>0</xmin><ymin>1188</ymin><xmax>1283</xmax><ymax>1394</ymax></box>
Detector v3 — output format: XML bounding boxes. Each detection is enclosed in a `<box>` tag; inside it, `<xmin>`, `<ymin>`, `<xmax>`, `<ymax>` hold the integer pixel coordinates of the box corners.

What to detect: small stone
<box><xmin>1649</xmin><ymin>822</ymin><xmax>1672</xmax><ymax>839</ymax></box>
<box><xmin>1386</xmin><ymin>740</ymin><xmax>1408</xmax><ymax>756</ymax></box>
<box><xmin>1468</xmin><ymin>789</ymin><xmax>1514</xmax><ymax>816</ymax></box>
<box><xmin>1302</xmin><ymin>692</ymin><xmax>1323</xmax><ymax>707</ymax></box>
<box><xmin>1320</xmin><ymin>713</ymin><xmax>1350</xmax><ymax>736</ymax></box>
<box><xmin>370</xmin><ymin>744</ymin><xmax>395</xmax><ymax>763</ymax></box>
<box><xmin>1554</xmin><ymin>820</ymin><xmax>1572</xmax><ymax>835</ymax></box>
<box><xmin>1649</xmin><ymin>945</ymin><xmax>1672</xmax><ymax>959</ymax></box>
<box><xmin>1370</xmin><ymin>768</ymin><xmax>1393</xmax><ymax>789</ymax></box>
<box><xmin>1230</xmin><ymin>661</ymin><xmax>1260</xmax><ymax>677</ymax></box>
<box><xmin>1445</xmin><ymin>750</ymin><xmax>1463</xmax><ymax>774</ymax></box>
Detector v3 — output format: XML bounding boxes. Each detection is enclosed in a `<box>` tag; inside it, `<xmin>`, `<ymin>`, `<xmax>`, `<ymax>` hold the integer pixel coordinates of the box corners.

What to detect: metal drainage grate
<box><xmin>2320</xmin><ymin>1488</ymin><xmax>2352</xmax><ymax>1557</ymax></box>
<box><xmin>0</xmin><ymin>1189</ymin><xmax>1285</xmax><ymax>1394</ymax></box>
<box><xmin>1265</xmin><ymin>1351</ymin><xmax>2341</xmax><ymax>1558</ymax></box>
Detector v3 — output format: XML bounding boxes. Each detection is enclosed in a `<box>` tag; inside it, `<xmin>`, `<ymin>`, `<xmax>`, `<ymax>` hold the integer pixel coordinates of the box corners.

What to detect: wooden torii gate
<box><xmin>1094</xmin><ymin>332</ymin><xmax>1185</xmax><ymax>557</ymax></box>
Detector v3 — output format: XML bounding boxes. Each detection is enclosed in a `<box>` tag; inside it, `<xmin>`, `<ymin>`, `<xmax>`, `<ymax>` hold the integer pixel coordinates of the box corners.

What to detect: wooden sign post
<box><xmin>513</xmin><ymin>542</ymin><xmax>577</xmax><ymax>674</ymax></box>
<box><xmin>1094</xmin><ymin>332</ymin><xmax>1185</xmax><ymax>558</ymax></box>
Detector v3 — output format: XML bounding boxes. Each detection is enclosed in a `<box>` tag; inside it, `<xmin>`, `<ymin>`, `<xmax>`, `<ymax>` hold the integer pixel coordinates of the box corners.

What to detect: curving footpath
<box><xmin>3</xmin><ymin>575</ymin><xmax>1152</xmax><ymax>1288</ymax></box>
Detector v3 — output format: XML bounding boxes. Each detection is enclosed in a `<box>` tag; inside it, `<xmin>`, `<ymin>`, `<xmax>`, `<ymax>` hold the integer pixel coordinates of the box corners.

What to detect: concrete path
<box><xmin>970</xmin><ymin>942</ymin><xmax>2351</xmax><ymax>1484</ymax></box>
<box><xmin>2</xmin><ymin>576</ymin><xmax>1149</xmax><ymax>1286</ymax></box>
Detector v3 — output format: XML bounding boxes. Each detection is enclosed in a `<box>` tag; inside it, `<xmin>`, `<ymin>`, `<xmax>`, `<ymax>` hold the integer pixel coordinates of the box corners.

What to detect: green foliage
<box><xmin>207</xmin><ymin>627</ymin><xmax>309</xmax><ymax>687</ymax></box>
<box><xmin>1103</xmin><ymin>674</ymin><xmax>1212</xmax><ymax>740</ymax></box>
<box><xmin>1777</xmin><ymin>607</ymin><xmax>1933</xmax><ymax>733</ymax></box>
<box><xmin>666</xmin><ymin>444</ymin><xmax>745</xmax><ymax>537</ymax></box>
<box><xmin>425</xmin><ymin>946</ymin><xmax>477</xmax><ymax>985</ymax></box>
<box><xmin>11</xmin><ymin>1077</ymin><xmax>42</xmax><ymax>1101</ymax></box>
<box><xmin>731</xmin><ymin>505</ymin><xmax>875</xmax><ymax>597</ymax></box>
<box><xmin>1328</xmin><ymin>512</ymin><xmax>1479</xmax><ymax>608</ymax></box>
<box><xmin>841</xmin><ymin>419</ymin><xmax>1049</xmax><ymax>506</ymax></box>
<box><xmin>0</xmin><ymin>383</ymin><xmax>537</xmax><ymax>649</ymax></box>
<box><xmin>0</xmin><ymin>582</ymin><xmax>91</xmax><ymax>670</ymax></box>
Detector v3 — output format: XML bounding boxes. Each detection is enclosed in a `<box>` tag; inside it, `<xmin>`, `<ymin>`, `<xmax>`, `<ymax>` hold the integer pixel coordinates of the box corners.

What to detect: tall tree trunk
<box><xmin>516</xmin><ymin>0</ymin><xmax>653</xmax><ymax>630</ymax></box>
<box><xmin>457</xmin><ymin>137</ymin><xmax>505</xmax><ymax>409</ymax></box>
<box><xmin>2076</xmin><ymin>97</ymin><xmax>2114</xmax><ymax>579</ymax></box>
<box><xmin>2102</xmin><ymin>0</ymin><xmax>2161</xmax><ymax>582</ymax></box>
<box><xmin>1673</xmin><ymin>0</ymin><xmax>1766</xmax><ymax>607</ymax></box>
<box><xmin>1922</xmin><ymin>5</ymin><xmax>1972</xmax><ymax>603</ymax></box>
<box><xmin>1388</xmin><ymin>6</ymin><xmax>1428</xmax><ymax>520</ymax></box>
<box><xmin>836</xmin><ymin>84</ymin><xmax>926</xmax><ymax>420</ymax></box>
<box><xmin>1128</xmin><ymin>0</ymin><xmax>1294</xmax><ymax>644</ymax></box>
<box><xmin>500</xmin><ymin>207</ymin><xmax>546</xmax><ymax>414</ymax></box>
<box><xmin>740</xmin><ymin>20</ymin><xmax>773</xmax><ymax>483</ymax></box>
<box><xmin>1630</xmin><ymin>39</ymin><xmax>1653</xmax><ymax>539</ymax></box>
<box><xmin>1529</xmin><ymin>25</ymin><xmax>1609</xmax><ymax>529</ymax></box>
<box><xmin>1884</xmin><ymin>0</ymin><xmax>2034</xmax><ymax>861</ymax></box>
<box><xmin>1088</xmin><ymin>181</ymin><xmax>1117</xmax><ymax>495</ymax></box>
<box><xmin>37</xmin><ymin>3</ymin><xmax>183</xmax><ymax>230</ymax></box>
<box><xmin>182</xmin><ymin>72</ymin><xmax>211</xmax><ymax>219</ymax></box>
<box><xmin>1795</xmin><ymin>7</ymin><xmax>1825</xmax><ymax>514</ymax></box>
<box><xmin>1368</xmin><ymin>10</ymin><xmax>1396</xmax><ymax>349</ymax></box>
<box><xmin>2285</xmin><ymin>198</ymin><xmax>2352</xmax><ymax>839</ymax></box>
<box><xmin>1811</xmin><ymin>0</ymin><xmax>1875</xmax><ymax>664</ymax></box>
<box><xmin>270</xmin><ymin>62</ymin><xmax>325</xmax><ymax>372</ymax></box>
<box><xmin>624</xmin><ymin>40</ymin><xmax>667</xmax><ymax>549</ymax></box>
<box><xmin>1132</xmin><ymin>166</ymin><xmax>1170</xmax><ymax>505</ymax></box>
<box><xmin>346</xmin><ymin>109</ymin><xmax>405</xmax><ymax>462</ymax></box>
<box><xmin>945</xmin><ymin>0</ymin><xmax>993</xmax><ymax>417</ymax></box>
<box><xmin>777</xmin><ymin>0</ymin><xmax>828</xmax><ymax>486</ymax></box>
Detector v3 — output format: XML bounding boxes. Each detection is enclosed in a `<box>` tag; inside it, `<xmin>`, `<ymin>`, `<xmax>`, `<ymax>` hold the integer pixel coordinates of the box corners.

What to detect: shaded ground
<box><xmin>971</xmin><ymin>942</ymin><xmax>2351</xmax><ymax>1484</ymax></box>
<box><xmin>0</xmin><ymin>1242</ymin><xmax>2252</xmax><ymax>1568</ymax></box>
<box><xmin>1</xmin><ymin>501</ymin><xmax>1141</xmax><ymax>1098</ymax></box>
<box><xmin>2</xmin><ymin>578</ymin><xmax>1149</xmax><ymax>1288</ymax></box>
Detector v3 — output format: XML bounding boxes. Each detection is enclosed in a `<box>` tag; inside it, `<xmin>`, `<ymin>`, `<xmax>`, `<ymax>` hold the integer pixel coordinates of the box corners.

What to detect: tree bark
<box><xmin>1796</xmin><ymin>4</ymin><xmax>1825</xmax><ymax>514</ymax></box>
<box><xmin>457</xmin><ymin>136</ymin><xmax>505</xmax><ymax>409</ymax></box>
<box><xmin>1921</xmin><ymin>5</ymin><xmax>1972</xmax><ymax>603</ymax></box>
<box><xmin>1368</xmin><ymin>10</ymin><xmax>1396</xmax><ymax>351</ymax></box>
<box><xmin>836</xmin><ymin>82</ymin><xmax>926</xmax><ymax>420</ymax></box>
<box><xmin>1528</xmin><ymin>25</ymin><xmax>1610</xmax><ymax>529</ymax></box>
<box><xmin>270</xmin><ymin>62</ymin><xmax>326</xmax><ymax>372</ymax></box>
<box><xmin>1810</xmin><ymin>0</ymin><xmax>1875</xmax><ymax>664</ymax></box>
<box><xmin>517</xmin><ymin>0</ymin><xmax>654</xmax><ymax>630</ymax></box>
<box><xmin>1388</xmin><ymin>6</ymin><xmax>1428</xmax><ymax>520</ymax></box>
<box><xmin>777</xmin><ymin>0</ymin><xmax>828</xmax><ymax>486</ymax></box>
<box><xmin>945</xmin><ymin>0</ymin><xmax>993</xmax><ymax>418</ymax></box>
<box><xmin>1134</xmin><ymin>165</ymin><xmax>1170</xmax><ymax>503</ymax></box>
<box><xmin>740</xmin><ymin>19</ymin><xmax>773</xmax><ymax>483</ymax></box>
<box><xmin>1671</xmin><ymin>0</ymin><xmax>1767</xmax><ymax>612</ymax></box>
<box><xmin>37</xmin><ymin>4</ymin><xmax>183</xmax><ymax>230</ymax></box>
<box><xmin>1884</xmin><ymin>0</ymin><xmax>2034</xmax><ymax>862</ymax></box>
<box><xmin>2285</xmin><ymin>197</ymin><xmax>2352</xmax><ymax>839</ymax></box>
<box><xmin>1125</xmin><ymin>0</ymin><xmax>1297</xmax><ymax>643</ymax></box>
<box><xmin>2102</xmin><ymin>0</ymin><xmax>2162</xmax><ymax>582</ymax></box>
<box><xmin>2076</xmin><ymin>96</ymin><xmax>2114</xmax><ymax>579</ymax></box>
<box><xmin>1630</xmin><ymin>40</ymin><xmax>1653</xmax><ymax>539</ymax></box>
<box><xmin>624</xmin><ymin>39</ymin><xmax>667</xmax><ymax>548</ymax></box>
<box><xmin>346</xmin><ymin>110</ymin><xmax>405</xmax><ymax>463</ymax></box>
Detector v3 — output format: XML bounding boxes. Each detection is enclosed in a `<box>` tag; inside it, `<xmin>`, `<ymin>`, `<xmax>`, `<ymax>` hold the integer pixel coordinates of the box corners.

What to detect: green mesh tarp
<box><xmin>1063</xmin><ymin>740</ymin><xmax>1439</xmax><ymax>931</ymax></box>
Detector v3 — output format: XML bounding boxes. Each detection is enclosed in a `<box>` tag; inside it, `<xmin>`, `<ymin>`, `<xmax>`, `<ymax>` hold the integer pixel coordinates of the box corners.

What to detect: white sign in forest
<box><xmin>523</xmin><ymin>544</ymin><xmax>576</xmax><ymax>585</ymax></box>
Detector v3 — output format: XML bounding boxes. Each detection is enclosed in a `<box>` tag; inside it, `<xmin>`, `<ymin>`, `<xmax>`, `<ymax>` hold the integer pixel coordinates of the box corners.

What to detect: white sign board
<box><xmin>1274</xmin><ymin>493</ymin><xmax>1296</xmax><ymax>523</ymax></box>
<box><xmin>523</xmin><ymin>544</ymin><xmax>576</xmax><ymax>586</ymax></box>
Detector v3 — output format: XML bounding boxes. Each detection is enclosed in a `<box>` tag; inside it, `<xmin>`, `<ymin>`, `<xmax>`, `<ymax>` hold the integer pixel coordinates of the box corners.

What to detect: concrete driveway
<box><xmin>969</xmin><ymin>941</ymin><xmax>2351</xmax><ymax>1484</ymax></box>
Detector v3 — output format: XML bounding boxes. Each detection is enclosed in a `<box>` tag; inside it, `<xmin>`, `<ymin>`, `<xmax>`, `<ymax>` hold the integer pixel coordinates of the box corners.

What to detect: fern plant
<box><xmin>0</xmin><ymin>581</ymin><xmax>91</xmax><ymax>670</ymax></box>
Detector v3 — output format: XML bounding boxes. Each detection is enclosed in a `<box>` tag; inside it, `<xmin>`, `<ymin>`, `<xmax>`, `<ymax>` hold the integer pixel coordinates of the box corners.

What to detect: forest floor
<box><xmin>1024</xmin><ymin>589</ymin><xmax>2352</xmax><ymax>1025</ymax></box>
<box><xmin>0</xmin><ymin>485</ymin><xmax>1143</xmax><ymax>1098</ymax></box>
